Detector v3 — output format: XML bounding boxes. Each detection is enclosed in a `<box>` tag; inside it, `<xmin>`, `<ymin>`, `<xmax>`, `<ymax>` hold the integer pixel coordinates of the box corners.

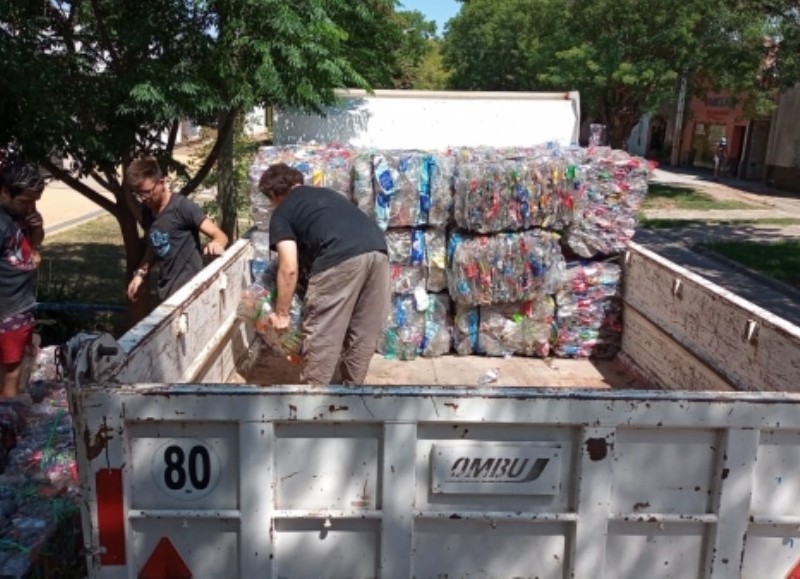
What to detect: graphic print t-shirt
<box><xmin>143</xmin><ymin>194</ymin><xmax>206</xmax><ymax>300</ymax></box>
<box><xmin>0</xmin><ymin>207</ymin><xmax>37</xmax><ymax>318</ymax></box>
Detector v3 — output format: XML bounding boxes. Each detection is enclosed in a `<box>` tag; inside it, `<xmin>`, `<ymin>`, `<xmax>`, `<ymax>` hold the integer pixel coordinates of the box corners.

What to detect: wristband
<box><xmin>134</xmin><ymin>268</ymin><xmax>148</xmax><ymax>278</ymax></box>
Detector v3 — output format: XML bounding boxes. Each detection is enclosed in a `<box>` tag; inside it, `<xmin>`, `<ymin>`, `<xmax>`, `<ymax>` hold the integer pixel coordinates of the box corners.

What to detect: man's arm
<box><xmin>127</xmin><ymin>246</ymin><xmax>156</xmax><ymax>302</ymax></box>
<box><xmin>199</xmin><ymin>217</ymin><xmax>228</xmax><ymax>256</ymax></box>
<box><xmin>269</xmin><ymin>239</ymin><xmax>299</xmax><ymax>330</ymax></box>
<box><xmin>24</xmin><ymin>210</ymin><xmax>44</xmax><ymax>267</ymax></box>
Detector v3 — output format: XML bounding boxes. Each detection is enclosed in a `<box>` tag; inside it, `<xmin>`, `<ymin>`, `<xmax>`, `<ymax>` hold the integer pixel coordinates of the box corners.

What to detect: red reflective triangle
<box><xmin>788</xmin><ymin>559</ymin><xmax>800</xmax><ymax>579</ymax></box>
<box><xmin>138</xmin><ymin>537</ymin><xmax>192</xmax><ymax>579</ymax></box>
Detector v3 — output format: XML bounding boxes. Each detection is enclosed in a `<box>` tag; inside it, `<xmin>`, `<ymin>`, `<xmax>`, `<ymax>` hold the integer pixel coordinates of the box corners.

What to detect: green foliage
<box><xmin>0</xmin><ymin>0</ymin><xmax>399</xmax><ymax>307</ymax></box>
<box><xmin>414</xmin><ymin>40</ymin><xmax>451</xmax><ymax>90</ymax></box>
<box><xmin>441</xmin><ymin>0</ymin><xmax>783</xmax><ymax>147</ymax></box>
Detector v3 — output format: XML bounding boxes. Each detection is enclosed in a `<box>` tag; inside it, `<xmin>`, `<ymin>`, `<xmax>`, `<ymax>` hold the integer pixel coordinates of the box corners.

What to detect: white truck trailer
<box><xmin>64</xmin><ymin>91</ymin><xmax>800</xmax><ymax>578</ymax></box>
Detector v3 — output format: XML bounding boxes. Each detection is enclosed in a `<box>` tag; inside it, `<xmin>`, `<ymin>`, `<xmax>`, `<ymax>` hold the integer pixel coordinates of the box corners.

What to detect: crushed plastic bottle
<box><xmin>477</xmin><ymin>368</ymin><xmax>500</xmax><ymax>386</ymax></box>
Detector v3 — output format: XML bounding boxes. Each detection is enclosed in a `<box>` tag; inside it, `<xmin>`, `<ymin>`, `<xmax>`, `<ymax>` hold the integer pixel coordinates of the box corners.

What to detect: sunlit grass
<box><xmin>703</xmin><ymin>240</ymin><xmax>800</xmax><ymax>289</ymax></box>
<box><xmin>643</xmin><ymin>183</ymin><xmax>754</xmax><ymax>210</ymax></box>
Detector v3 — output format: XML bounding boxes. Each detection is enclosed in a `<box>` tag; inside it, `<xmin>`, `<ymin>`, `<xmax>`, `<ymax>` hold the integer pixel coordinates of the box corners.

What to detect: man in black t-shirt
<box><xmin>259</xmin><ymin>163</ymin><xmax>390</xmax><ymax>386</ymax></box>
<box><xmin>125</xmin><ymin>158</ymin><xmax>229</xmax><ymax>302</ymax></box>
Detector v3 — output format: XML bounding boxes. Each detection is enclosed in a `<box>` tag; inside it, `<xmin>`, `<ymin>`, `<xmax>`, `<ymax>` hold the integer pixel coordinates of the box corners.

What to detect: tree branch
<box><xmin>177</xmin><ymin>109</ymin><xmax>236</xmax><ymax>197</ymax></box>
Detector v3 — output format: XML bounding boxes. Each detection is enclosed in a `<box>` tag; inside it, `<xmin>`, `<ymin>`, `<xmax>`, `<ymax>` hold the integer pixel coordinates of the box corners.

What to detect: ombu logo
<box><xmin>431</xmin><ymin>443</ymin><xmax>561</xmax><ymax>495</ymax></box>
<box><xmin>448</xmin><ymin>456</ymin><xmax>550</xmax><ymax>483</ymax></box>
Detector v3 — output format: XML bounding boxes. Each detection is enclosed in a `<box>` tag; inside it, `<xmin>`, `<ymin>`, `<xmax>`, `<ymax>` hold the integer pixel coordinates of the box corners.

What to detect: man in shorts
<box><xmin>0</xmin><ymin>161</ymin><xmax>45</xmax><ymax>398</ymax></box>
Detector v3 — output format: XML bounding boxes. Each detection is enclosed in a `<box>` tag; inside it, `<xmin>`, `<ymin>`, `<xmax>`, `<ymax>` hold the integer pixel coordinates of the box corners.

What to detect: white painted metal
<box><xmin>68</xmin><ymin>384</ymin><xmax>800</xmax><ymax>578</ymax></box>
<box><xmin>64</xmin><ymin>238</ymin><xmax>800</xmax><ymax>578</ymax></box>
<box><xmin>273</xmin><ymin>89</ymin><xmax>581</xmax><ymax>149</ymax></box>
<box><xmin>622</xmin><ymin>242</ymin><xmax>800</xmax><ymax>392</ymax></box>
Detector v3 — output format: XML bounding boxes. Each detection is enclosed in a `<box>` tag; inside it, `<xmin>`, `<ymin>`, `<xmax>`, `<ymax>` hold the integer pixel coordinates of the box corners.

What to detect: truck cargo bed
<box><xmin>241</xmin><ymin>349</ymin><xmax>657</xmax><ymax>389</ymax></box>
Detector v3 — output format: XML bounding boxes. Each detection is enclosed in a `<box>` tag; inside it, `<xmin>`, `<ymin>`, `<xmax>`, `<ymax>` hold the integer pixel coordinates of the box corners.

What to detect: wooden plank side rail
<box><xmin>623</xmin><ymin>242</ymin><xmax>800</xmax><ymax>392</ymax></box>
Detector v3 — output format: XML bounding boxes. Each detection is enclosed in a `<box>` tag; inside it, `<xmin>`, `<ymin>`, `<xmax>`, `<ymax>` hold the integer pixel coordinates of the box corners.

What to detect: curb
<box><xmin>44</xmin><ymin>209</ymin><xmax>106</xmax><ymax>236</ymax></box>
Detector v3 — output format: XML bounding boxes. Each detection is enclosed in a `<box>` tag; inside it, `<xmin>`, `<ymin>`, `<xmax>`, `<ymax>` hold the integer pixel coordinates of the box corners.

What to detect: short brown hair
<box><xmin>258</xmin><ymin>163</ymin><xmax>304</xmax><ymax>201</ymax></box>
<box><xmin>125</xmin><ymin>157</ymin><xmax>162</xmax><ymax>189</ymax></box>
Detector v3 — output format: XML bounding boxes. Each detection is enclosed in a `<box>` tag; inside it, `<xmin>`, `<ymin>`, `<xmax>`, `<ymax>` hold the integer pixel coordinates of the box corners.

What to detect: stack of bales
<box><xmin>450</xmin><ymin>145</ymin><xmax>585</xmax><ymax>357</ymax></box>
<box><xmin>244</xmin><ymin>142</ymin><xmax>654</xmax><ymax>361</ymax></box>
<box><xmin>364</xmin><ymin>151</ymin><xmax>454</xmax><ymax>360</ymax></box>
<box><xmin>553</xmin><ymin>146</ymin><xmax>652</xmax><ymax>358</ymax></box>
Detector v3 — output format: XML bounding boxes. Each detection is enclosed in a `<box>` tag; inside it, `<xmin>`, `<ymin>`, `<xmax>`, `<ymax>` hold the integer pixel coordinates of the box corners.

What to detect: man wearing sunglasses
<box><xmin>125</xmin><ymin>157</ymin><xmax>228</xmax><ymax>303</ymax></box>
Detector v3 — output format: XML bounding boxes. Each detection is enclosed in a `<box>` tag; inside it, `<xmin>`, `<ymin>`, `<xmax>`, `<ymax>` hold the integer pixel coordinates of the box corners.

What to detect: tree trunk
<box><xmin>217</xmin><ymin>107</ymin><xmax>239</xmax><ymax>243</ymax></box>
<box><xmin>117</xmin><ymin>204</ymin><xmax>152</xmax><ymax>327</ymax></box>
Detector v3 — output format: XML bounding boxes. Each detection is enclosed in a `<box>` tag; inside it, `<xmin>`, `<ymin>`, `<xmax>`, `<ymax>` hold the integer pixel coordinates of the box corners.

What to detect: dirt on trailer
<box><xmin>239</xmin><ymin>347</ymin><xmax>656</xmax><ymax>389</ymax></box>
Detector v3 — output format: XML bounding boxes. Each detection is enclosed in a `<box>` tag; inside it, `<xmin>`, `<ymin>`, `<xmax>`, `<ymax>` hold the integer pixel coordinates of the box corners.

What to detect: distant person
<box><xmin>125</xmin><ymin>157</ymin><xmax>228</xmax><ymax>303</ymax></box>
<box><xmin>258</xmin><ymin>163</ymin><xmax>390</xmax><ymax>386</ymax></box>
<box><xmin>713</xmin><ymin>137</ymin><xmax>728</xmax><ymax>180</ymax></box>
<box><xmin>0</xmin><ymin>161</ymin><xmax>45</xmax><ymax>399</ymax></box>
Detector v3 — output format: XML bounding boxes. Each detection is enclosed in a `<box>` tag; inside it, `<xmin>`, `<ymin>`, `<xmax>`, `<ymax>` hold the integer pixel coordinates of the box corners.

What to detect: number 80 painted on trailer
<box><xmin>150</xmin><ymin>439</ymin><xmax>221</xmax><ymax>500</ymax></box>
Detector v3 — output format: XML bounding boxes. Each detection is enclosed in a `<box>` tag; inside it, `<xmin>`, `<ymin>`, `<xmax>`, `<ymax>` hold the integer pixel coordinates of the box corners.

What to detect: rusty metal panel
<box><xmin>69</xmin><ymin>384</ymin><xmax>800</xmax><ymax>578</ymax></box>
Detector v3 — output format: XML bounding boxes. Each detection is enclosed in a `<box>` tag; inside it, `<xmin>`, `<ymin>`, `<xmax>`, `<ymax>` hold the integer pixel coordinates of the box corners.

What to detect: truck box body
<box><xmin>65</xmin><ymin>91</ymin><xmax>800</xmax><ymax>577</ymax></box>
<box><xmin>272</xmin><ymin>89</ymin><xmax>581</xmax><ymax>150</ymax></box>
<box><xmin>67</xmin><ymin>237</ymin><xmax>800</xmax><ymax>579</ymax></box>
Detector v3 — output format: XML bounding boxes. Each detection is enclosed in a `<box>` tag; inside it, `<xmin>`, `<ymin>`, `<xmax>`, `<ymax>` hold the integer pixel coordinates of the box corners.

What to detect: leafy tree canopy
<box><xmin>441</xmin><ymin>0</ymin><xmax>785</xmax><ymax>147</ymax></box>
<box><xmin>0</xmin><ymin>0</ymin><xmax>398</xmax><ymax>319</ymax></box>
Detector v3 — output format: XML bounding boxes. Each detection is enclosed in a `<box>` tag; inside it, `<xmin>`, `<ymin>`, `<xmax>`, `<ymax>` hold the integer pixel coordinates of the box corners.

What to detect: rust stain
<box><xmin>289</xmin><ymin>404</ymin><xmax>297</xmax><ymax>421</ymax></box>
<box><xmin>328</xmin><ymin>405</ymin><xmax>349</xmax><ymax>413</ymax></box>
<box><xmin>721</xmin><ymin>468</ymin><xmax>730</xmax><ymax>480</ymax></box>
<box><xmin>586</xmin><ymin>437</ymin><xmax>608</xmax><ymax>461</ymax></box>
<box><xmin>83</xmin><ymin>420</ymin><xmax>114</xmax><ymax>461</ymax></box>
<box><xmin>444</xmin><ymin>402</ymin><xmax>459</xmax><ymax>411</ymax></box>
<box><xmin>633</xmin><ymin>501</ymin><xmax>650</xmax><ymax>512</ymax></box>
<box><xmin>351</xmin><ymin>479</ymin><xmax>371</xmax><ymax>508</ymax></box>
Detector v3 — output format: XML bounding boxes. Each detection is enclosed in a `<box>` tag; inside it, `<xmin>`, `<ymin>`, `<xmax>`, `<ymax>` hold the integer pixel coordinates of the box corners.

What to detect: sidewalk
<box><xmin>635</xmin><ymin>167</ymin><xmax>800</xmax><ymax>325</ymax></box>
<box><xmin>38</xmin><ymin>177</ymin><xmax>110</xmax><ymax>236</ymax></box>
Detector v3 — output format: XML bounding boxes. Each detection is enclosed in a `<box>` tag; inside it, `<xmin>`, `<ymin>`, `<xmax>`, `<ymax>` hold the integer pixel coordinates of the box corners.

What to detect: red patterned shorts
<box><xmin>0</xmin><ymin>311</ymin><xmax>35</xmax><ymax>365</ymax></box>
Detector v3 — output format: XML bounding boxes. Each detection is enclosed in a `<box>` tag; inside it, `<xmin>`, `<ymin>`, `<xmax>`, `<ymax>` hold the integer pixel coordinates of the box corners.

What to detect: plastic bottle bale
<box><xmin>372</xmin><ymin>151</ymin><xmax>450</xmax><ymax>230</ymax></box>
<box><xmin>238</xmin><ymin>259</ymin><xmax>304</xmax><ymax>364</ymax></box>
<box><xmin>447</xmin><ymin>230</ymin><xmax>566</xmax><ymax>306</ymax></box>
<box><xmin>453</xmin><ymin>298</ymin><xmax>555</xmax><ymax>358</ymax></box>
<box><xmin>553</xmin><ymin>260</ymin><xmax>624</xmax><ymax>358</ymax></box>
<box><xmin>377</xmin><ymin>292</ymin><xmax>452</xmax><ymax>359</ymax></box>
<box><xmin>385</xmin><ymin>228</ymin><xmax>447</xmax><ymax>293</ymax></box>
<box><xmin>451</xmin><ymin>143</ymin><xmax>587</xmax><ymax>234</ymax></box>
<box><xmin>478</xmin><ymin>298</ymin><xmax>555</xmax><ymax>357</ymax></box>
<box><xmin>563</xmin><ymin>148</ymin><xmax>654</xmax><ymax>258</ymax></box>
<box><xmin>352</xmin><ymin>151</ymin><xmax>375</xmax><ymax>218</ymax></box>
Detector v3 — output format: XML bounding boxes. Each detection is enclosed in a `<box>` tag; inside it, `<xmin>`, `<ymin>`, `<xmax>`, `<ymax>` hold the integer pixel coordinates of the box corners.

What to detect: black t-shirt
<box><xmin>269</xmin><ymin>185</ymin><xmax>387</xmax><ymax>276</ymax></box>
<box><xmin>143</xmin><ymin>193</ymin><xmax>206</xmax><ymax>299</ymax></box>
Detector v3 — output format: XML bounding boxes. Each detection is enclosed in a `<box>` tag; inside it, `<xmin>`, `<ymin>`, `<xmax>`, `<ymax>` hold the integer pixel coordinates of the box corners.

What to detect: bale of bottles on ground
<box><xmin>0</xmin><ymin>347</ymin><xmax>85</xmax><ymax>577</ymax></box>
<box><xmin>243</xmin><ymin>142</ymin><xmax>654</xmax><ymax>361</ymax></box>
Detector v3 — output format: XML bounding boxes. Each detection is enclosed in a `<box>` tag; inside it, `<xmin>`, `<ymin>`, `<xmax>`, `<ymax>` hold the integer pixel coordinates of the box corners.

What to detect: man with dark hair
<box><xmin>125</xmin><ymin>157</ymin><xmax>228</xmax><ymax>302</ymax></box>
<box><xmin>259</xmin><ymin>162</ymin><xmax>390</xmax><ymax>386</ymax></box>
<box><xmin>0</xmin><ymin>161</ymin><xmax>45</xmax><ymax>398</ymax></box>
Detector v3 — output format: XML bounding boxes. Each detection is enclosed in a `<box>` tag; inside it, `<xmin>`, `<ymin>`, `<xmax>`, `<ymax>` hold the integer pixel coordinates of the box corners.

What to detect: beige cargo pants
<box><xmin>300</xmin><ymin>251</ymin><xmax>390</xmax><ymax>386</ymax></box>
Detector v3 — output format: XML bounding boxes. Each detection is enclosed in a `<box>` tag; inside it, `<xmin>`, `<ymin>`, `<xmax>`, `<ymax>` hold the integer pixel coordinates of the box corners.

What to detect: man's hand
<box><xmin>203</xmin><ymin>241</ymin><xmax>225</xmax><ymax>256</ymax></box>
<box><xmin>269</xmin><ymin>312</ymin><xmax>291</xmax><ymax>331</ymax></box>
<box><xmin>24</xmin><ymin>211</ymin><xmax>43</xmax><ymax>230</ymax></box>
<box><xmin>127</xmin><ymin>276</ymin><xmax>144</xmax><ymax>302</ymax></box>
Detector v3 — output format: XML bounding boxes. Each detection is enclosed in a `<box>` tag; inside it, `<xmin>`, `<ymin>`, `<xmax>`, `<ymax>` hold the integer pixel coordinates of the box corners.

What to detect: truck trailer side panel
<box><xmin>69</xmin><ymin>385</ymin><xmax>800</xmax><ymax>579</ymax></box>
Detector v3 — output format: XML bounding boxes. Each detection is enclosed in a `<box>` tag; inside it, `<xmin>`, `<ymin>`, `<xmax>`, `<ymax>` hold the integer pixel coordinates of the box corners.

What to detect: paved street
<box><xmin>636</xmin><ymin>167</ymin><xmax>800</xmax><ymax>325</ymax></box>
